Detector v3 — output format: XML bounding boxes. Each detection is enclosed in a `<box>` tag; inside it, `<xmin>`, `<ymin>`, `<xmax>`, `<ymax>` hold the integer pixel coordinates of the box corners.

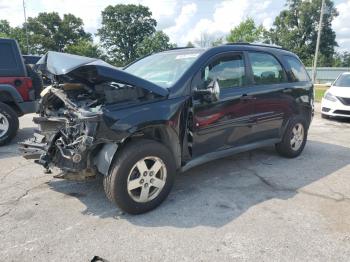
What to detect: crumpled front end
<box><xmin>19</xmin><ymin>85</ymin><xmax>105</xmax><ymax>179</ymax></box>
<box><xmin>19</xmin><ymin>52</ymin><xmax>167</xmax><ymax>180</ymax></box>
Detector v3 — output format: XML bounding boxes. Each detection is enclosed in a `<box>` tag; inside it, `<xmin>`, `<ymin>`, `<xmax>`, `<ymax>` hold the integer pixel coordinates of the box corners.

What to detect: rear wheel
<box><xmin>0</xmin><ymin>102</ymin><xmax>19</xmax><ymax>146</ymax></box>
<box><xmin>275</xmin><ymin>117</ymin><xmax>307</xmax><ymax>158</ymax></box>
<box><xmin>103</xmin><ymin>139</ymin><xmax>176</xmax><ymax>214</ymax></box>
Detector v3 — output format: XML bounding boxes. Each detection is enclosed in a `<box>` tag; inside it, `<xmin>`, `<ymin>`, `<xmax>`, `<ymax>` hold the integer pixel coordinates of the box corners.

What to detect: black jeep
<box><xmin>0</xmin><ymin>38</ymin><xmax>42</xmax><ymax>145</ymax></box>
<box><xmin>21</xmin><ymin>44</ymin><xmax>313</xmax><ymax>214</ymax></box>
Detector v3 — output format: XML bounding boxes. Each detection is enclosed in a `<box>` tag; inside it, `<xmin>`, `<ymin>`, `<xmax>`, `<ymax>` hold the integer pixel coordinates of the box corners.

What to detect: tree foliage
<box><xmin>98</xmin><ymin>4</ymin><xmax>157</xmax><ymax>66</ymax></box>
<box><xmin>26</xmin><ymin>12</ymin><xmax>91</xmax><ymax>54</ymax></box>
<box><xmin>0</xmin><ymin>13</ymin><xmax>91</xmax><ymax>55</ymax></box>
<box><xmin>226</xmin><ymin>18</ymin><xmax>266</xmax><ymax>43</ymax></box>
<box><xmin>136</xmin><ymin>31</ymin><xmax>176</xmax><ymax>57</ymax></box>
<box><xmin>333</xmin><ymin>52</ymin><xmax>350</xmax><ymax>67</ymax></box>
<box><xmin>186</xmin><ymin>41</ymin><xmax>195</xmax><ymax>48</ymax></box>
<box><xmin>266</xmin><ymin>0</ymin><xmax>338</xmax><ymax>66</ymax></box>
<box><xmin>65</xmin><ymin>40</ymin><xmax>104</xmax><ymax>59</ymax></box>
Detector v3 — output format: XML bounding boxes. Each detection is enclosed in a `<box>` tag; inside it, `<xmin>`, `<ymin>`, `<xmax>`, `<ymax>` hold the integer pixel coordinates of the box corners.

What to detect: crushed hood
<box><xmin>36</xmin><ymin>51</ymin><xmax>169</xmax><ymax>97</ymax></box>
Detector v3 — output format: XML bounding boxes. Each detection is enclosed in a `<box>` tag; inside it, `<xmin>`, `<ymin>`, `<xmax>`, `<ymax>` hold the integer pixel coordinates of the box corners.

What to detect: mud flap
<box><xmin>94</xmin><ymin>143</ymin><xmax>118</xmax><ymax>175</ymax></box>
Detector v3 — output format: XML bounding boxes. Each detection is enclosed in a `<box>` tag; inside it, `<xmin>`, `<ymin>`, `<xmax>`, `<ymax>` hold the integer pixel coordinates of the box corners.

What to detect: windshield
<box><xmin>334</xmin><ymin>74</ymin><xmax>350</xmax><ymax>87</ymax></box>
<box><xmin>124</xmin><ymin>50</ymin><xmax>203</xmax><ymax>88</ymax></box>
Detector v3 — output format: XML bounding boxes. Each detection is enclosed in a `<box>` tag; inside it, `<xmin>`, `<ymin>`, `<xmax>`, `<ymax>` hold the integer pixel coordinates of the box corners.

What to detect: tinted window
<box><xmin>0</xmin><ymin>43</ymin><xmax>17</xmax><ymax>70</ymax></box>
<box><xmin>334</xmin><ymin>74</ymin><xmax>350</xmax><ymax>87</ymax></box>
<box><xmin>248</xmin><ymin>52</ymin><xmax>285</xmax><ymax>85</ymax></box>
<box><xmin>201</xmin><ymin>54</ymin><xmax>245</xmax><ymax>89</ymax></box>
<box><xmin>284</xmin><ymin>55</ymin><xmax>309</xmax><ymax>82</ymax></box>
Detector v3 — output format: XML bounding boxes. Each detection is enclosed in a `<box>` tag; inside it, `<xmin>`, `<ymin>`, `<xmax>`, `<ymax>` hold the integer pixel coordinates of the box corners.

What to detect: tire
<box><xmin>0</xmin><ymin>102</ymin><xmax>19</xmax><ymax>146</ymax></box>
<box><xmin>26</xmin><ymin>65</ymin><xmax>43</xmax><ymax>99</ymax></box>
<box><xmin>103</xmin><ymin>139</ymin><xmax>176</xmax><ymax>214</ymax></box>
<box><xmin>275</xmin><ymin>116</ymin><xmax>308</xmax><ymax>158</ymax></box>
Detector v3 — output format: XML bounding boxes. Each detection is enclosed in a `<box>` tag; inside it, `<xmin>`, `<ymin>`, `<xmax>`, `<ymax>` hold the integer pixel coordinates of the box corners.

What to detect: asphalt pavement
<box><xmin>0</xmin><ymin>105</ymin><xmax>349</xmax><ymax>261</ymax></box>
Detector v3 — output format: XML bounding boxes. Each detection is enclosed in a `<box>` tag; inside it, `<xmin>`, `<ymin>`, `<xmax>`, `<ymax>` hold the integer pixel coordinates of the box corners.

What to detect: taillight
<box><xmin>0</xmin><ymin>77</ymin><xmax>33</xmax><ymax>101</ymax></box>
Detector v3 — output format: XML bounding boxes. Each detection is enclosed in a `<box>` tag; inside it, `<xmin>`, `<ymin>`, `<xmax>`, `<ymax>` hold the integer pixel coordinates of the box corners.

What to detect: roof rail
<box><xmin>167</xmin><ymin>46</ymin><xmax>195</xmax><ymax>51</ymax></box>
<box><xmin>225</xmin><ymin>42</ymin><xmax>284</xmax><ymax>50</ymax></box>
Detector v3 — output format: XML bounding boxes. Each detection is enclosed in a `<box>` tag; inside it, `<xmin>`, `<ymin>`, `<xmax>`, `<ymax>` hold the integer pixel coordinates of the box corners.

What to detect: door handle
<box><xmin>240</xmin><ymin>94</ymin><xmax>256</xmax><ymax>101</ymax></box>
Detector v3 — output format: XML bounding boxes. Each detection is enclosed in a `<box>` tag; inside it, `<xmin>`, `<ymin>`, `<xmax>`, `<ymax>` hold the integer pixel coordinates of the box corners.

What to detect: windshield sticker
<box><xmin>175</xmin><ymin>53</ymin><xmax>200</xmax><ymax>60</ymax></box>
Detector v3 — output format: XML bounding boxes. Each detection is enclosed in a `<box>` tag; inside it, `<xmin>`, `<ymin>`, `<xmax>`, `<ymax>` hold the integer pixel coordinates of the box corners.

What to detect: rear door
<box><xmin>246</xmin><ymin>51</ymin><xmax>292</xmax><ymax>141</ymax></box>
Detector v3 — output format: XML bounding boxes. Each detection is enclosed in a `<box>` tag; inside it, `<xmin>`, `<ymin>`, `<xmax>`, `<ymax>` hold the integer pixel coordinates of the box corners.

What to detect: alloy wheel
<box><xmin>290</xmin><ymin>123</ymin><xmax>304</xmax><ymax>151</ymax></box>
<box><xmin>0</xmin><ymin>113</ymin><xmax>9</xmax><ymax>138</ymax></box>
<box><xmin>127</xmin><ymin>156</ymin><xmax>167</xmax><ymax>203</ymax></box>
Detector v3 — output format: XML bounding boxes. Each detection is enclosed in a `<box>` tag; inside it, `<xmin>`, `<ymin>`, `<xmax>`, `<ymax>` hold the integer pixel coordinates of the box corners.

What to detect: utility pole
<box><xmin>22</xmin><ymin>0</ymin><xmax>30</xmax><ymax>54</ymax></box>
<box><xmin>312</xmin><ymin>0</ymin><xmax>325</xmax><ymax>83</ymax></box>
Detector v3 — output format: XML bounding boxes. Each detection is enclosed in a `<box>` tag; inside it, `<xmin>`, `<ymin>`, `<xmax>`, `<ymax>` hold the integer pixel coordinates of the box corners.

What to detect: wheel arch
<box><xmin>93</xmin><ymin>124</ymin><xmax>182</xmax><ymax>177</ymax></box>
<box><xmin>0</xmin><ymin>85</ymin><xmax>24</xmax><ymax>115</ymax></box>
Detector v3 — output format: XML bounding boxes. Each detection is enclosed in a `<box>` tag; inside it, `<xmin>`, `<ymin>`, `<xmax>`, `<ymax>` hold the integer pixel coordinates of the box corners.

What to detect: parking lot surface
<box><xmin>1</xmin><ymin>108</ymin><xmax>350</xmax><ymax>261</ymax></box>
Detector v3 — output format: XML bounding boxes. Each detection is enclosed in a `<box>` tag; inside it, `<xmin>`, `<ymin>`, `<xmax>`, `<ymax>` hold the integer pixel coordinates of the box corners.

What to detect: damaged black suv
<box><xmin>21</xmin><ymin>44</ymin><xmax>313</xmax><ymax>214</ymax></box>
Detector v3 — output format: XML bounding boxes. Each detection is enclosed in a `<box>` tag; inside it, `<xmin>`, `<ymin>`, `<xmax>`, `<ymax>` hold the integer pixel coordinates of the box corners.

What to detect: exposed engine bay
<box><xmin>19</xmin><ymin>51</ymin><xmax>167</xmax><ymax>180</ymax></box>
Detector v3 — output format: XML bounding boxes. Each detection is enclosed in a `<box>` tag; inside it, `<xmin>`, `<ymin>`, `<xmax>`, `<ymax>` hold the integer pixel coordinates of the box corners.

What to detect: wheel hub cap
<box><xmin>290</xmin><ymin>123</ymin><xmax>304</xmax><ymax>151</ymax></box>
<box><xmin>0</xmin><ymin>113</ymin><xmax>9</xmax><ymax>138</ymax></box>
<box><xmin>127</xmin><ymin>156</ymin><xmax>167</xmax><ymax>203</ymax></box>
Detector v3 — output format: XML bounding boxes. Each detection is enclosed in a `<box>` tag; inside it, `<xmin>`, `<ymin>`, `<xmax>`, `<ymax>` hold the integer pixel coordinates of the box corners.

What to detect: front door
<box><xmin>191</xmin><ymin>52</ymin><xmax>255</xmax><ymax>157</ymax></box>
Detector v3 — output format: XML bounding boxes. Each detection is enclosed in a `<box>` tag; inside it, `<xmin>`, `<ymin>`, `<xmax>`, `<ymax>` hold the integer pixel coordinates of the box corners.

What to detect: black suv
<box><xmin>0</xmin><ymin>38</ymin><xmax>42</xmax><ymax>145</ymax></box>
<box><xmin>21</xmin><ymin>44</ymin><xmax>313</xmax><ymax>214</ymax></box>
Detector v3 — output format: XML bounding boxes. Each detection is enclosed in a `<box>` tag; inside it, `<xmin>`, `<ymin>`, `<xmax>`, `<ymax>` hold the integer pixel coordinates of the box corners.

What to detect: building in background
<box><xmin>306</xmin><ymin>67</ymin><xmax>350</xmax><ymax>84</ymax></box>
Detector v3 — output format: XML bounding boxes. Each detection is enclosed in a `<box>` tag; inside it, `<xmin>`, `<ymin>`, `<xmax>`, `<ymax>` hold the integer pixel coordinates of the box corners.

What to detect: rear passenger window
<box><xmin>284</xmin><ymin>55</ymin><xmax>310</xmax><ymax>82</ymax></box>
<box><xmin>202</xmin><ymin>54</ymin><xmax>245</xmax><ymax>89</ymax></box>
<box><xmin>0</xmin><ymin>43</ymin><xmax>17</xmax><ymax>70</ymax></box>
<box><xmin>248</xmin><ymin>52</ymin><xmax>285</xmax><ymax>85</ymax></box>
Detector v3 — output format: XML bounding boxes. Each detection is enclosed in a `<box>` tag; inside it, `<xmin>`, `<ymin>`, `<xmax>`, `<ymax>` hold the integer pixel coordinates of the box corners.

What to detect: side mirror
<box><xmin>194</xmin><ymin>79</ymin><xmax>220</xmax><ymax>102</ymax></box>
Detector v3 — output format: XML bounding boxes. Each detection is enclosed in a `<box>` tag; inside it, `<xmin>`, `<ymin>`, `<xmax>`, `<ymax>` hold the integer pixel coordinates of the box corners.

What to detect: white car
<box><xmin>321</xmin><ymin>72</ymin><xmax>350</xmax><ymax>118</ymax></box>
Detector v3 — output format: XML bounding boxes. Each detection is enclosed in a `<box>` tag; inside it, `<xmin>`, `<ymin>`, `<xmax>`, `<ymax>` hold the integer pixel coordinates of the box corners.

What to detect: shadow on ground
<box><xmin>0</xmin><ymin>127</ymin><xmax>36</xmax><ymax>160</ymax></box>
<box><xmin>48</xmin><ymin>140</ymin><xmax>350</xmax><ymax>228</ymax></box>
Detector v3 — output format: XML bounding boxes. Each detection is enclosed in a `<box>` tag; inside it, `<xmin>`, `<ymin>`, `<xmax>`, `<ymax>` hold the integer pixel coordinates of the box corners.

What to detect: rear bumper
<box><xmin>18</xmin><ymin>100</ymin><xmax>39</xmax><ymax>114</ymax></box>
<box><xmin>321</xmin><ymin>98</ymin><xmax>350</xmax><ymax>118</ymax></box>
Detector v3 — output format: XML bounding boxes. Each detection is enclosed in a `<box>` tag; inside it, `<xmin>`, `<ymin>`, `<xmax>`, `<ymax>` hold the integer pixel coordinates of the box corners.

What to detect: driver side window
<box><xmin>200</xmin><ymin>54</ymin><xmax>245</xmax><ymax>89</ymax></box>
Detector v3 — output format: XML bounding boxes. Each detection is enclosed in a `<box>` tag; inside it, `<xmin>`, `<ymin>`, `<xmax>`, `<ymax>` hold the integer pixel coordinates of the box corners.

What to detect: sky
<box><xmin>0</xmin><ymin>0</ymin><xmax>350</xmax><ymax>51</ymax></box>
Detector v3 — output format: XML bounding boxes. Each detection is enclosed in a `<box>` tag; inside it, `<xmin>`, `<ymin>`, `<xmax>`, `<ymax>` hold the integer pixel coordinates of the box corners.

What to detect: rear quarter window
<box><xmin>0</xmin><ymin>43</ymin><xmax>18</xmax><ymax>70</ymax></box>
<box><xmin>283</xmin><ymin>55</ymin><xmax>310</xmax><ymax>82</ymax></box>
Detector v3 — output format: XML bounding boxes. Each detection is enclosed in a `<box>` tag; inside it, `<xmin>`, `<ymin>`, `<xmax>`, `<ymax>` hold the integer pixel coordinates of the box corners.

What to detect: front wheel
<box><xmin>103</xmin><ymin>139</ymin><xmax>176</xmax><ymax>214</ymax></box>
<box><xmin>275</xmin><ymin>117</ymin><xmax>308</xmax><ymax>158</ymax></box>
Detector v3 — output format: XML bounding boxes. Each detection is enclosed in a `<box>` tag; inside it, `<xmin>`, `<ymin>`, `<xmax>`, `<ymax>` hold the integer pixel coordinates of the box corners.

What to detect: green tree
<box><xmin>266</xmin><ymin>0</ymin><xmax>338</xmax><ymax>66</ymax></box>
<box><xmin>186</xmin><ymin>41</ymin><xmax>195</xmax><ymax>48</ymax></box>
<box><xmin>65</xmin><ymin>40</ymin><xmax>103</xmax><ymax>59</ymax></box>
<box><xmin>332</xmin><ymin>52</ymin><xmax>350</xmax><ymax>67</ymax></box>
<box><xmin>26</xmin><ymin>12</ymin><xmax>91</xmax><ymax>54</ymax></box>
<box><xmin>0</xmin><ymin>20</ymin><xmax>11</xmax><ymax>35</ymax></box>
<box><xmin>136</xmin><ymin>31</ymin><xmax>176</xmax><ymax>57</ymax></box>
<box><xmin>0</xmin><ymin>20</ymin><xmax>28</xmax><ymax>53</ymax></box>
<box><xmin>226</xmin><ymin>18</ymin><xmax>265</xmax><ymax>43</ymax></box>
<box><xmin>98</xmin><ymin>4</ymin><xmax>157</xmax><ymax>66</ymax></box>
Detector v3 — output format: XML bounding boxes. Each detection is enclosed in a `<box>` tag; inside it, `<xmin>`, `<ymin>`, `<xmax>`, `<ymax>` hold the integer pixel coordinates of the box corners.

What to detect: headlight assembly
<box><xmin>324</xmin><ymin>92</ymin><xmax>337</xmax><ymax>102</ymax></box>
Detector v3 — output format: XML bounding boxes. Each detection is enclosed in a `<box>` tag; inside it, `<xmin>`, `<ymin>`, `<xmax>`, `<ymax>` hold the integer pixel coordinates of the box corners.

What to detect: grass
<box><xmin>314</xmin><ymin>84</ymin><xmax>329</xmax><ymax>102</ymax></box>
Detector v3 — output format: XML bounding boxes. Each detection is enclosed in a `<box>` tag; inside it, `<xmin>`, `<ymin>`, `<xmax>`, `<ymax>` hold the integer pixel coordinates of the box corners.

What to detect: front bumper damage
<box><xmin>19</xmin><ymin>114</ymin><xmax>102</xmax><ymax>180</ymax></box>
